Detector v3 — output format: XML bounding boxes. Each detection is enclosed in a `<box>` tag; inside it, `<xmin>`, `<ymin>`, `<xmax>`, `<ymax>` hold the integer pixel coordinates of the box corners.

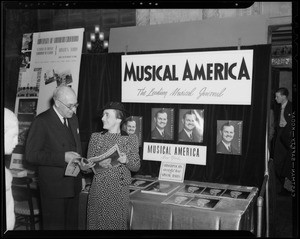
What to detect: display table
<box><xmin>129</xmin><ymin>180</ymin><xmax>258</xmax><ymax>231</ymax></box>
<box><xmin>78</xmin><ymin>180</ymin><xmax>258</xmax><ymax>232</ymax></box>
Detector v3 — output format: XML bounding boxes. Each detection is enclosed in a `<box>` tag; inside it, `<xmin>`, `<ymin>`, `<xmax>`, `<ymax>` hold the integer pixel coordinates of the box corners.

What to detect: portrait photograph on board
<box><xmin>151</xmin><ymin>108</ymin><xmax>174</xmax><ymax>141</ymax></box>
<box><xmin>216</xmin><ymin>120</ymin><xmax>243</xmax><ymax>155</ymax></box>
<box><xmin>178</xmin><ymin>109</ymin><xmax>204</xmax><ymax>143</ymax></box>
<box><xmin>122</xmin><ymin>116</ymin><xmax>143</xmax><ymax>147</ymax></box>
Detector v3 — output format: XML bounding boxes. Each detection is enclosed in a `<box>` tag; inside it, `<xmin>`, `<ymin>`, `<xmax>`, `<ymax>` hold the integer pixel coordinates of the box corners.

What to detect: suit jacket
<box><xmin>178</xmin><ymin>129</ymin><xmax>203</xmax><ymax>142</ymax></box>
<box><xmin>25</xmin><ymin>107</ymin><xmax>82</xmax><ymax>198</ymax></box>
<box><xmin>151</xmin><ymin>127</ymin><xmax>171</xmax><ymax>140</ymax></box>
<box><xmin>217</xmin><ymin>141</ymin><xmax>238</xmax><ymax>155</ymax></box>
<box><xmin>274</xmin><ymin>100</ymin><xmax>292</xmax><ymax>147</ymax></box>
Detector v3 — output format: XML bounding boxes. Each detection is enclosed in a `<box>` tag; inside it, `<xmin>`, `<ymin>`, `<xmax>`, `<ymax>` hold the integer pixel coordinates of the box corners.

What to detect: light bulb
<box><xmin>99</xmin><ymin>32</ymin><xmax>104</xmax><ymax>41</ymax></box>
<box><xmin>90</xmin><ymin>33</ymin><xmax>96</xmax><ymax>42</ymax></box>
<box><xmin>95</xmin><ymin>25</ymin><xmax>100</xmax><ymax>33</ymax></box>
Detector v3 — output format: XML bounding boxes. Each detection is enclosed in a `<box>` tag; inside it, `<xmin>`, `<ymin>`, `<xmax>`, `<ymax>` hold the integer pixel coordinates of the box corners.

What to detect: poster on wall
<box><xmin>216</xmin><ymin>120</ymin><xmax>243</xmax><ymax>155</ymax></box>
<box><xmin>151</xmin><ymin>108</ymin><xmax>174</xmax><ymax>141</ymax></box>
<box><xmin>178</xmin><ymin>109</ymin><xmax>204</xmax><ymax>143</ymax></box>
<box><xmin>15</xmin><ymin>28</ymin><xmax>84</xmax><ymax>116</ymax></box>
<box><xmin>122</xmin><ymin>50</ymin><xmax>253</xmax><ymax>105</ymax></box>
<box><xmin>122</xmin><ymin>116</ymin><xmax>143</xmax><ymax>147</ymax></box>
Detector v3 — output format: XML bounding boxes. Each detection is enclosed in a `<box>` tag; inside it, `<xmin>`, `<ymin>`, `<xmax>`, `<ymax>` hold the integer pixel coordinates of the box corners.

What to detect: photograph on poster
<box><xmin>18</xmin><ymin>98</ymin><xmax>38</xmax><ymax>114</ymax></box>
<box><xmin>200</xmin><ymin>187</ymin><xmax>226</xmax><ymax>197</ymax></box>
<box><xmin>221</xmin><ymin>189</ymin><xmax>251</xmax><ymax>199</ymax></box>
<box><xmin>178</xmin><ymin>109</ymin><xmax>204</xmax><ymax>143</ymax></box>
<box><xmin>151</xmin><ymin>108</ymin><xmax>174</xmax><ymax>141</ymax></box>
<box><xmin>18</xmin><ymin>121</ymin><xmax>32</xmax><ymax>146</ymax></box>
<box><xmin>44</xmin><ymin>69</ymin><xmax>73</xmax><ymax>86</ymax></box>
<box><xmin>186</xmin><ymin>196</ymin><xmax>220</xmax><ymax>209</ymax></box>
<box><xmin>20</xmin><ymin>51</ymin><xmax>31</xmax><ymax>69</ymax></box>
<box><xmin>17</xmin><ymin>68</ymin><xmax>41</xmax><ymax>97</ymax></box>
<box><xmin>122</xmin><ymin>116</ymin><xmax>143</xmax><ymax>146</ymax></box>
<box><xmin>21</xmin><ymin>33</ymin><xmax>33</xmax><ymax>51</ymax></box>
<box><xmin>216</xmin><ymin>120</ymin><xmax>243</xmax><ymax>155</ymax></box>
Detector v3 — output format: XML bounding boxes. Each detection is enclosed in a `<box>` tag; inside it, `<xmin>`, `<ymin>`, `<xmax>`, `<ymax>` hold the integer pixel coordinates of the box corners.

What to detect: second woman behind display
<box><xmin>86</xmin><ymin>102</ymin><xmax>141</xmax><ymax>230</ymax></box>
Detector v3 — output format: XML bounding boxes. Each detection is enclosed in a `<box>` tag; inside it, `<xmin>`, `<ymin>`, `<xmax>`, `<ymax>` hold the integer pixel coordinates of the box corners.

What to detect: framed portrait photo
<box><xmin>216</xmin><ymin>120</ymin><xmax>243</xmax><ymax>155</ymax></box>
<box><xmin>178</xmin><ymin>109</ymin><xmax>204</xmax><ymax>143</ymax></box>
<box><xmin>123</xmin><ymin>116</ymin><xmax>143</xmax><ymax>147</ymax></box>
<box><xmin>151</xmin><ymin>108</ymin><xmax>174</xmax><ymax>141</ymax></box>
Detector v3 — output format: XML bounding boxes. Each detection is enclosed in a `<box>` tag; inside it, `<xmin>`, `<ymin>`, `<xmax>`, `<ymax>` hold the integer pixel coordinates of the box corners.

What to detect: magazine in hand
<box><xmin>88</xmin><ymin>144</ymin><xmax>121</xmax><ymax>174</ymax></box>
<box><xmin>130</xmin><ymin>178</ymin><xmax>158</xmax><ymax>190</ymax></box>
<box><xmin>65</xmin><ymin>157</ymin><xmax>81</xmax><ymax>177</ymax></box>
<box><xmin>141</xmin><ymin>181</ymin><xmax>180</xmax><ymax>196</ymax></box>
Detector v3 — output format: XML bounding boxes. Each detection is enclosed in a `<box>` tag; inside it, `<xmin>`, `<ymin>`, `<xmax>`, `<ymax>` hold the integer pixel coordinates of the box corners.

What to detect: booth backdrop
<box><xmin>76</xmin><ymin>44</ymin><xmax>271</xmax><ymax>188</ymax></box>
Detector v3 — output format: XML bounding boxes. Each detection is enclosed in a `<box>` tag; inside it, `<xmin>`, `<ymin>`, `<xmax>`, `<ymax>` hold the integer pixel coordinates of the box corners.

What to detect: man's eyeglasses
<box><xmin>57</xmin><ymin>99</ymin><xmax>79</xmax><ymax>110</ymax></box>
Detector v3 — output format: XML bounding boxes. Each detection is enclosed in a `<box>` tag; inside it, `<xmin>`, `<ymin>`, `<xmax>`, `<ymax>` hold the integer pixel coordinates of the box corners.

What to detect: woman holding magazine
<box><xmin>85</xmin><ymin>102</ymin><xmax>141</xmax><ymax>230</ymax></box>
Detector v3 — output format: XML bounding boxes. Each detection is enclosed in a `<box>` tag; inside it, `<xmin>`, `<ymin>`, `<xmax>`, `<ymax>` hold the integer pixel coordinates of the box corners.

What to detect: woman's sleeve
<box><xmin>125</xmin><ymin>134</ymin><xmax>141</xmax><ymax>172</ymax></box>
<box><xmin>87</xmin><ymin>133</ymin><xmax>97</xmax><ymax>159</ymax></box>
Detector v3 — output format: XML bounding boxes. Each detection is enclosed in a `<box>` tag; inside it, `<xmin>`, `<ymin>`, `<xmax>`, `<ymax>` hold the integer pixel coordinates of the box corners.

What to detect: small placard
<box><xmin>159</xmin><ymin>162</ymin><xmax>186</xmax><ymax>183</ymax></box>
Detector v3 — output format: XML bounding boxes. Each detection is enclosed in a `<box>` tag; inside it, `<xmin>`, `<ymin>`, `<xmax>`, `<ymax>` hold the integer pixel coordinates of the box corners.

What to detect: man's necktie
<box><xmin>279</xmin><ymin>106</ymin><xmax>287</xmax><ymax>127</ymax></box>
<box><xmin>228</xmin><ymin>145</ymin><xmax>231</xmax><ymax>152</ymax></box>
<box><xmin>161</xmin><ymin>131</ymin><xmax>164</xmax><ymax>138</ymax></box>
<box><xmin>190</xmin><ymin>133</ymin><xmax>193</xmax><ymax>140</ymax></box>
<box><xmin>63</xmin><ymin>118</ymin><xmax>68</xmax><ymax>127</ymax></box>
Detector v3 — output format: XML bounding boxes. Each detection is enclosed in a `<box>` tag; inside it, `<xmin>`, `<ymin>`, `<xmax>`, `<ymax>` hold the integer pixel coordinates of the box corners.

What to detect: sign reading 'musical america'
<box><xmin>121</xmin><ymin>50</ymin><xmax>253</xmax><ymax>105</ymax></box>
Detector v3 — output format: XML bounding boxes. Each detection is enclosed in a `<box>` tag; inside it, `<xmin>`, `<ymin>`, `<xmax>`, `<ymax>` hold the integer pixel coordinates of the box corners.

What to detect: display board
<box><xmin>14</xmin><ymin>28</ymin><xmax>84</xmax><ymax>147</ymax></box>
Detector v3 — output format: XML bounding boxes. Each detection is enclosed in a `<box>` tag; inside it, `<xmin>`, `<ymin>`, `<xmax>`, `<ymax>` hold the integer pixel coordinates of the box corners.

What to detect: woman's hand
<box><xmin>79</xmin><ymin>158</ymin><xmax>95</xmax><ymax>171</ymax></box>
<box><xmin>98</xmin><ymin>158</ymin><xmax>112</xmax><ymax>168</ymax></box>
<box><xmin>117</xmin><ymin>153</ymin><xmax>128</xmax><ymax>164</ymax></box>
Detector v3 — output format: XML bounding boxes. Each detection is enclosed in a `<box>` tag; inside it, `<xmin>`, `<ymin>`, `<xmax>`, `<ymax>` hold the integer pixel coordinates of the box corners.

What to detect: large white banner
<box><xmin>143</xmin><ymin>142</ymin><xmax>207</xmax><ymax>165</ymax></box>
<box><xmin>122</xmin><ymin>50</ymin><xmax>253</xmax><ymax>105</ymax></box>
<box><xmin>16</xmin><ymin>28</ymin><xmax>84</xmax><ymax>115</ymax></box>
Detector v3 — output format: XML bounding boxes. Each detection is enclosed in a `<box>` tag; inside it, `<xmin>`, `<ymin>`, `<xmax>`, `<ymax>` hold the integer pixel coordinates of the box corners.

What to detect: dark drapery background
<box><xmin>77</xmin><ymin>45</ymin><xmax>271</xmax><ymax>188</ymax></box>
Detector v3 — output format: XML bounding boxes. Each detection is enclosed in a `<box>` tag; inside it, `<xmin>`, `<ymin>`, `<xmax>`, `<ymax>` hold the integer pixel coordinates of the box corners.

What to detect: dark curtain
<box><xmin>77</xmin><ymin>45</ymin><xmax>271</xmax><ymax>188</ymax></box>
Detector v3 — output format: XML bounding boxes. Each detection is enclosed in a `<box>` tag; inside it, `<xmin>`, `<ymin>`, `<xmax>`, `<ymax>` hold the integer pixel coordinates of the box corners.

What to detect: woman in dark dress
<box><xmin>86</xmin><ymin>102</ymin><xmax>141</xmax><ymax>230</ymax></box>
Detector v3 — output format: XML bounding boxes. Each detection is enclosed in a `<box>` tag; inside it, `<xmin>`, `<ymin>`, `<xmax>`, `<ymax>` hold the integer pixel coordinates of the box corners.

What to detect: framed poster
<box><xmin>123</xmin><ymin>116</ymin><xmax>143</xmax><ymax>146</ymax></box>
<box><xmin>151</xmin><ymin>108</ymin><xmax>174</xmax><ymax>141</ymax></box>
<box><xmin>178</xmin><ymin>109</ymin><xmax>204</xmax><ymax>143</ymax></box>
<box><xmin>216</xmin><ymin>120</ymin><xmax>243</xmax><ymax>155</ymax></box>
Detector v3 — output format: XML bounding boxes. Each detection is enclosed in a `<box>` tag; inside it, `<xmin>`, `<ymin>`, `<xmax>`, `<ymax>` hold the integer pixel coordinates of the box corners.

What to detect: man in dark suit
<box><xmin>25</xmin><ymin>85</ymin><xmax>85</xmax><ymax>230</ymax></box>
<box><xmin>178</xmin><ymin>110</ymin><xmax>203</xmax><ymax>142</ymax></box>
<box><xmin>273</xmin><ymin>87</ymin><xmax>292</xmax><ymax>194</ymax></box>
<box><xmin>216</xmin><ymin>122</ymin><xmax>239</xmax><ymax>155</ymax></box>
<box><xmin>151</xmin><ymin>109</ymin><xmax>171</xmax><ymax>140</ymax></box>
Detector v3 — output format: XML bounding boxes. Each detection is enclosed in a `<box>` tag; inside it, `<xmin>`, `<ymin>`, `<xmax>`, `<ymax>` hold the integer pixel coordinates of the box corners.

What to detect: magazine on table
<box><xmin>200</xmin><ymin>187</ymin><xmax>226</xmax><ymax>197</ymax></box>
<box><xmin>186</xmin><ymin>196</ymin><xmax>220</xmax><ymax>210</ymax></box>
<box><xmin>130</xmin><ymin>178</ymin><xmax>158</xmax><ymax>190</ymax></box>
<box><xmin>177</xmin><ymin>184</ymin><xmax>206</xmax><ymax>195</ymax></box>
<box><xmin>141</xmin><ymin>181</ymin><xmax>180</xmax><ymax>196</ymax></box>
<box><xmin>220</xmin><ymin>189</ymin><xmax>251</xmax><ymax>199</ymax></box>
<box><xmin>162</xmin><ymin>193</ymin><xmax>194</xmax><ymax>207</ymax></box>
<box><xmin>88</xmin><ymin>144</ymin><xmax>121</xmax><ymax>174</ymax></box>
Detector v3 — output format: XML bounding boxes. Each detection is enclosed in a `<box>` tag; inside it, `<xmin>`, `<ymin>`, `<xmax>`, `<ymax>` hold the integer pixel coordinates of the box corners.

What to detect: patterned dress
<box><xmin>86</xmin><ymin>131</ymin><xmax>140</xmax><ymax>230</ymax></box>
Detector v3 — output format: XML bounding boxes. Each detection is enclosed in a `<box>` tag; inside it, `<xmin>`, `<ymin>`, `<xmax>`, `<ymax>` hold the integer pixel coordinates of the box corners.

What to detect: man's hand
<box><xmin>65</xmin><ymin>151</ymin><xmax>81</xmax><ymax>164</ymax></box>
